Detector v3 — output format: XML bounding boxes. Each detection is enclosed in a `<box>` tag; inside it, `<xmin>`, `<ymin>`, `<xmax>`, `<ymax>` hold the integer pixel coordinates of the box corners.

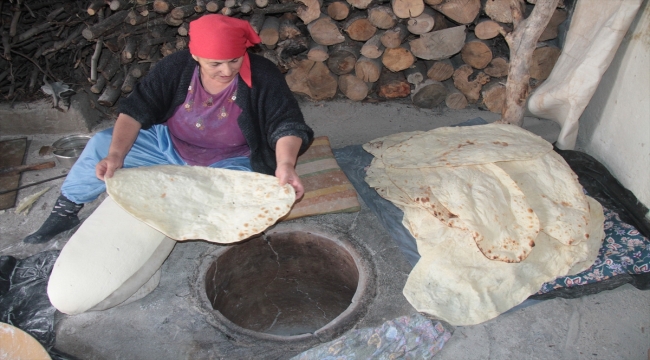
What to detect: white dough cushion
<box><xmin>48</xmin><ymin>196</ymin><xmax>170</xmax><ymax>315</ymax></box>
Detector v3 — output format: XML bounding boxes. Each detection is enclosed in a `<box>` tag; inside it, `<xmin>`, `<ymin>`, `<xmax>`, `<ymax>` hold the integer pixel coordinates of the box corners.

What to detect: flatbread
<box><xmin>362</xmin><ymin>130</ymin><xmax>424</xmax><ymax>157</ymax></box>
<box><xmin>381</xmin><ymin>123</ymin><xmax>553</xmax><ymax>168</ymax></box>
<box><xmin>106</xmin><ymin>165</ymin><xmax>295</xmax><ymax>243</ymax></box>
<box><xmin>423</xmin><ymin>163</ymin><xmax>540</xmax><ymax>262</ymax></box>
<box><xmin>402</xmin><ymin>196</ymin><xmax>605</xmax><ymax>326</ymax></box>
<box><xmin>496</xmin><ymin>151</ymin><xmax>590</xmax><ymax>245</ymax></box>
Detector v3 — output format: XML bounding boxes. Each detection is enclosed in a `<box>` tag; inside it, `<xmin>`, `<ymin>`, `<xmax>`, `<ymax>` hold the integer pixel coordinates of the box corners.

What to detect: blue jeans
<box><xmin>62</xmin><ymin>124</ymin><xmax>252</xmax><ymax>203</ymax></box>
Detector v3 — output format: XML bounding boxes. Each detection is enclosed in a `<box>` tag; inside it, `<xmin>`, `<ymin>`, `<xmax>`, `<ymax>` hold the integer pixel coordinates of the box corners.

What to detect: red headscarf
<box><xmin>188</xmin><ymin>15</ymin><xmax>261</xmax><ymax>88</ymax></box>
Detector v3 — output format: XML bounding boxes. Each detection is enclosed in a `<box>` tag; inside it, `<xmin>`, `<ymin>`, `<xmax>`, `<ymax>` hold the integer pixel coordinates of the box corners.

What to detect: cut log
<box><xmin>539</xmin><ymin>8</ymin><xmax>567</xmax><ymax>41</ymax></box>
<box><xmin>354</xmin><ymin>56</ymin><xmax>382</xmax><ymax>82</ymax></box>
<box><xmin>404</xmin><ymin>60</ymin><xmax>427</xmax><ymax>85</ymax></box>
<box><xmin>423</xmin><ymin>0</ymin><xmax>443</xmax><ymax>5</ymax></box>
<box><xmin>178</xmin><ymin>22</ymin><xmax>190</xmax><ymax>36</ymax></box>
<box><xmin>171</xmin><ymin>5</ymin><xmax>196</xmax><ymax>19</ymax></box>
<box><xmin>255</xmin><ymin>0</ymin><xmax>269</xmax><ymax>8</ymax></box>
<box><xmin>483</xmin><ymin>56</ymin><xmax>509</xmax><ymax>78</ymax></box>
<box><xmin>474</xmin><ymin>19</ymin><xmax>510</xmax><ymax>40</ymax></box>
<box><xmin>377</xmin><ymin>67</ymin><xmax>410</xmax><ymax>98</ymax></box>
<box><xmin>307</xmin><ymin>61</ymin><xmax>339</xmax><ymax>100</ymax></box>
<box><xmin>110</xmin><ymin>0</ymin><xmax>128</xmax><ymax>11</ymax></box>
<box><xmin>307</xmin><ymin>40</ymin><xmax>329</xmax><ymax>61</ymax></box>
<box><xmin>530</xmin><ymin>45</ymin><xmax>560</xmax><ymax>80</ymax></box>
<box><xmin>444</xmin><ymin>79</ymin><xmax>468</xmax><ymax>109</ymax></box>
<box><xmin>452</xmin><ymin>64</ymin><xmax>490</xmax><ymax>103</ymax></box>
<box><xmin>276</xmin><ymin>36</ymin><xmax>309</xmax><ymax>59</ymax></box>
<box><xmin>90</xmin><ymin>75</ymin><xmax>107</xmax><ymax>94</ymax></box>
<box><xmin>260</xmin><ymin>16</ymin><xmax>280</xmax><ymax>47</ymax></box>
<box><xmin>249</xmin><ymin>12</ymin><xmax>265</xmax><ymax>34</ymax></box>
<box><xmin>344</xmin><ymin>13</ymin><xmax>377</xmax><ymax>42</ymax></box>
<box><xmin>382</xmin><ymin>44</ymin><xmax>415</xmax><ymax>72</ymax></box>
<box><xmin>129</xmin><ymin>62</ymin><xmax>150</xmax><ymax>78</ymax></box>
<box><xmin>347</xmin><ymin>0</ymin><xmax>373</xmax><ymax>10</ymax></box>
<box><xmin>484</xmin><ymin>0</ymin><xmax>513</xmax><ymax>23</ymax></box>
<box><xmin>367</xmin><ymin>6</ymin><xmax>398</xmax><ymax>30</ymax></box>
<box><xmin>407</xmin><ymin>7</ymin><xmax>446</xmax><ymax>35</ymax></box>
<box><xmin>196</xmin><ymin>0</ymin><xmax>207</xmax><ymax>12</ymax></box>
<box><xmin>278</xmin><ymin>17</ymin><xmax>302</xmax><ymax>40</ymax></box>
<box><xmin>380</xmin><ymin>24</ymin><xmax>409</xmax><ymax>49</ymax></box>
<box><xmin>100</xmin><ymin>56</ymin><xmax>121</xmax><ymax>81</ymax></box>
<box><xmin>481</xmin><ymin>81</ymin><xmax>506</xmax><ymax>113</ymax></box>
<box><xmin>240</xmin><ymin>0</ymin><xmax>255</xmax><ymax>13</ymax></box>
<box><xmin>153</xmin><ymin>0</ymin><xmax>173</xmax><ymax>14</ymax></box>
<box><xmin>426</xmin><ymin>59</ymin><xmax>454</xmax><ymax>82</ymax></box>
<box><xmin>82</xmin><ymin>11</ymin><xmax>129</xmax><ymax>40</ymax></box>
<box><xmin>308</xmin><ymin>15</ymin><xmax>345</xmax><ymax>46</ymax></box>
<box><xmin>409</xmin><ymin>25</ymin><xmax>466</xmax><ymax>60</ymax></box>
<box><xmin>285</xmin><ymin>59</ymin><xmax>338</xmax><ymax>100</ymax></box>
<box><xmin>391</xmin><ymin>0</ymin><xmax>425</xmax><ymax>19</ymax></box>
<box><xmin>87</xmin><ymin>0</ymin><xmax>106</xmax><ymax>16</ymax></box>
<box><xmin>361</xmin><ymin>33</ymin><xmax>385</xmax><ymax>59</ymax></box>
<box><xmin>121</xmin><ymin>36</ymin><xmax>138</xmax><ymax>64</ymax></box>
<box><xmin>295</xmin><ymin>0</ymin><xmax>322</xmax><ymax>25</ymax></box>
<box><xmin>432</xmin><ymin>0</ymin><xmax>480</xmax><ymax>24</ymax></box>
<box><xmin>121</xmin><ymin>73</ymin><xmax>138</xmax><ymax>93</ymax></box>
<box><xmin>339</xmin><ymin>74</ymin><xmax>369</xmax><ymax>101</ymax></box>
<box><xmin>206</xmin><ymin>1</ymin><xmax>220</xmax><ymax>12</ymax></box>
<box><xmin>460</xmin><ymin>37</ymin><xmax>493</xmax><ymax>69</ymax></box>
<box><xmin>327</xmin><ymin>1</ymin><xmax>350</xmax><ymax>20</ymax></box>
<box><xmin>411</xmin><ymin>79</ymin><xmax>447</xmax><ymax>108</ymax></box>
<box><xmin>98</xmin><ymin>71</ymin><xmax>125</xmax><ymax>107</ymax></box>
<box><xmin>165</xmin><ymin>13</ymin><xmax>185</xmax><ymax>26</ymax></box>
<box><xmin>327</xmin><ymin>41</ymin><xmax>360</xmax><ymax>75</ymax></box>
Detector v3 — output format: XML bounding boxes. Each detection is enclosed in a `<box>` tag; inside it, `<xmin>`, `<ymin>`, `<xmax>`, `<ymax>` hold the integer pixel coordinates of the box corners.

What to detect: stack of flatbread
<box><xmin>363</xmin><ymin>124</ymin><xmax>605</xmax><ymax>326</ymax></box>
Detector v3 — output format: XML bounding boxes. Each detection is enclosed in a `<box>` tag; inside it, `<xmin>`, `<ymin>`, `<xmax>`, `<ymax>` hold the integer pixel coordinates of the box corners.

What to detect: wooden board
<box><xmin>0</xmin><ymin>137</ymin><xmax>27</xmax><ymax>210</ymax></box>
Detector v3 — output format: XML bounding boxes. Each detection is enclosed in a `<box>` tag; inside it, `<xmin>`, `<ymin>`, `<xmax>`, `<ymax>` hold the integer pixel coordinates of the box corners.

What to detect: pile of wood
<box><xmin>0</xmin><ymin>0</ymin><xmax>567</xmax><ymax>113</ymax></box>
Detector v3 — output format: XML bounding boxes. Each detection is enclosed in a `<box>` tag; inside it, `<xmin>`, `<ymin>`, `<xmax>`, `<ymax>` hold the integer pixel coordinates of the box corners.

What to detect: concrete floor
<box><xmin>1</xmin><ymin>97</ymin><xmax>649</xmax><ymax>359</ymax></box>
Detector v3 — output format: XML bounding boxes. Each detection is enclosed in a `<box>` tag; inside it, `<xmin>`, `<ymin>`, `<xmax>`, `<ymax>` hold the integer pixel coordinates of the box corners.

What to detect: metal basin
<box><xmin>52</xmin><ymin>134</ymin><xmax>91</xmax><ymax>167</ymax></box>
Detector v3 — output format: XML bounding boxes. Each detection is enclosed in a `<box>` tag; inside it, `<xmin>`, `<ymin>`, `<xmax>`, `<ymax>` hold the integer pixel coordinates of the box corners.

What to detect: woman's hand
<box><xmin>95</xmin><ymin>113</ymin><xmax>142</xmax><ymax>181</ymax></box>
<box><xmin>96</xmin><ymin>153</ymin><xmax>124</xmax><ymax>181</ymax></box>
<box><xmin>276</xmin><ymin>162</ymin><xmax>304</xmax><ymax>200</ymax></box>
<box><xmin>275</xmin><ymin>136</ymin><xmax>304</xmax><ymax>200</ymax></box>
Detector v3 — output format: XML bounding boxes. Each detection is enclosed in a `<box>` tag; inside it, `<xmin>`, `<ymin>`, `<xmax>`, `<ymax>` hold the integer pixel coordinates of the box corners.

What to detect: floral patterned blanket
<box><xmin>538</xmin><ymin>205</ymin><xmax>650</xmax><ymax>294</ymax></box>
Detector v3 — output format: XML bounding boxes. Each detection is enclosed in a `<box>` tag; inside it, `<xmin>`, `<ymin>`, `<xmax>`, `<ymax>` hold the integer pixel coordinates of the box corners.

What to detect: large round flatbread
<box><xmin>0</xmin><ymin>323</ymin><xmax>51</xmax><ymax>360</ymax></box>
<box><xmin>106</xmin><ymin>165</ymin><xmax>295</xmax><ymax>243</ymax></box>
<box><xmin>402</xmin><ymin>196</ymin><xmax>605</xmax><ymax>326</ymax></box>
<box><xmin>495</xmin><ymin>151</ymin><xmax>590</xmax><ymax>245</ymax></box>
<box><xmin>381</xmin><ymin>123</ymin><xmax>553</xmax><ymax>168</ymax></box>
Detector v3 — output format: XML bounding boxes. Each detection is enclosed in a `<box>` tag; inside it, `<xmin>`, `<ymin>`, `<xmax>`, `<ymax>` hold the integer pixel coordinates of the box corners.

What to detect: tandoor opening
<box><xmin>204</xmin><ymin>231</ymin><xmax>360</xmax><ymax>336</ymax></box>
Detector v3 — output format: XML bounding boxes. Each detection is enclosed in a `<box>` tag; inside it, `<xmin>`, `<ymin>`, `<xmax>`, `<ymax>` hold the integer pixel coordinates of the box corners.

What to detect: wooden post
<box><xmin>500</xmin><ymin>0</ymin><xmax>559</xmax><ymax>126</ymax></box>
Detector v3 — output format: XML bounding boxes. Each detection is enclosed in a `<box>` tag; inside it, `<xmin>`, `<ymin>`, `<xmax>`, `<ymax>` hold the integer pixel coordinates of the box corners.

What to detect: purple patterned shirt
<box><xmin>166</xmin><ymin>66</ymin><xmax>249</xmax><ymax>166</ymax></box>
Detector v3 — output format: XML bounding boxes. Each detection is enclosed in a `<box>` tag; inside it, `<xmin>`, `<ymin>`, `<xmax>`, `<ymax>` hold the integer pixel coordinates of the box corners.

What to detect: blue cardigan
<box><xmin>117</xmin><ymin>50</ymin><xmax>314</xmax><ymax>175</ymax></box>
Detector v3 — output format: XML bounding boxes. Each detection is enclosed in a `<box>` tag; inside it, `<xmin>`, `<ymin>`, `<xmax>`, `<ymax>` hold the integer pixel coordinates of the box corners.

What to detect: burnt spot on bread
<box><xmin>492</xmin><ymin>141</ymin><xmax>509</xmax><ymax>146</ymax></box>
<box><xmin>161</xmin><ymin>193</ymin><xmax>166</xmax><ymax>198</ymax></box>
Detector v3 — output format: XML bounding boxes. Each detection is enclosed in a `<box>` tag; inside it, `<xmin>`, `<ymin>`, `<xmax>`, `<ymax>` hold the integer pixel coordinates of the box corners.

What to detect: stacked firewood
<box><xmin>0</xmin><ymin>0</ymin><xmax>566</xmax><ymax>112</ymax></box>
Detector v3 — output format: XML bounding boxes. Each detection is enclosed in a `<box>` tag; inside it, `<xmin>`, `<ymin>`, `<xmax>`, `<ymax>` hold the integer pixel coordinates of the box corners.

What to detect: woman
<box><xmin>25</xmin><ymin>14</ymin><xmax>314</xmax><ymax>244</ymax></box>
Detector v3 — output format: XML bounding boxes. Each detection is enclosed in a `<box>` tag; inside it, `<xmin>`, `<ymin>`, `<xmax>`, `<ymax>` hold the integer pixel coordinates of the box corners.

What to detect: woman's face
<box><xmin>193</xmin><ymin>55</ymin><xmax>244</xmax><ymax>85</ymax></box>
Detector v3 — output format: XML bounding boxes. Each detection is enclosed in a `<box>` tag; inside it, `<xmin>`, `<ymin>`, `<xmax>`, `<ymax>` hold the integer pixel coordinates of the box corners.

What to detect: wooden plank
<box><xmin>0</xmin><ymin>138</ymin><xmax>27</xmax><ymax>210</ymax></box>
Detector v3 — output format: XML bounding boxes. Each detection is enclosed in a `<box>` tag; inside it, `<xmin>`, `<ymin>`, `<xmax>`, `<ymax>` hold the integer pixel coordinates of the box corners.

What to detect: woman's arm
<box><xmin>95</xmin><ymin>114</ymin><xmax>142</xmax><ymax>181</ymax></box>
<box><xmin>275</xmin><ymin>135</ymin><xmax>305</xmax><ymax>199</ymax></box>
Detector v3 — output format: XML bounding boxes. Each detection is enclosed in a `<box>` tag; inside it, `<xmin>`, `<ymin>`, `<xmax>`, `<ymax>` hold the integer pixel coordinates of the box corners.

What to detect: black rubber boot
<box><xmin>23</xmin><ymin>195</ymin><xmax>84</xmax><ymax>244</ymax></box>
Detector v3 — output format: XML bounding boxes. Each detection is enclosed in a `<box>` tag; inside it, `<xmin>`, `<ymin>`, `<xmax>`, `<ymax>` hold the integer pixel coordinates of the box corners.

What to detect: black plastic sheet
<box><xmin>0</xmin><ymin>251</ymin><xmax>59</xmax><ymax>350</ymax></box>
